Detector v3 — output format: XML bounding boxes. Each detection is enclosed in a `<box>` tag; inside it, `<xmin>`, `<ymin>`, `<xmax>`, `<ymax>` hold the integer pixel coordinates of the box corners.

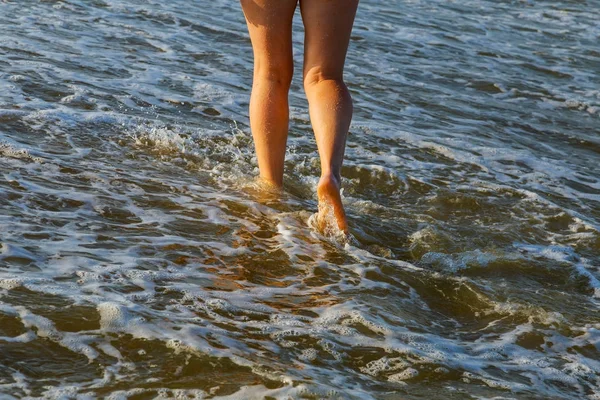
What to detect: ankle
<box><xmin>319</xmin><ymin>171</ymin><xmax>341</xmax><ymax>187</ymax></box>
<box><xmin>259</xmin><ymin>174</ymin><xmax>283</xmax><ymax>188</ymax></box>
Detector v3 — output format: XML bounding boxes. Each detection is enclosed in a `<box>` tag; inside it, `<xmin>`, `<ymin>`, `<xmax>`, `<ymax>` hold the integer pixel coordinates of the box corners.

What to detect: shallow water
<box><xmin>1</xmin><ymin>0</ymin><xmax>599</xmax><ymax>398</ymax></box>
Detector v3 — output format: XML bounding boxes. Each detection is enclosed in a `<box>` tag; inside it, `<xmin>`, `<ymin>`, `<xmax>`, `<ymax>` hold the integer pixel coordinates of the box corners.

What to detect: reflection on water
<box><xmin>0</xmin><ymin>0</ymin><xmax>599</xmax><ymax>398</ymax></box>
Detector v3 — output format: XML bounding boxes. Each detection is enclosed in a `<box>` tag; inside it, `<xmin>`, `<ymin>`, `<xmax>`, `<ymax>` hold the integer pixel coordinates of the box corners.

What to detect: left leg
<box><xmin>240</xmin><ymin>0</ymin><xmax>298</xmax><ymax>187</ymax></box>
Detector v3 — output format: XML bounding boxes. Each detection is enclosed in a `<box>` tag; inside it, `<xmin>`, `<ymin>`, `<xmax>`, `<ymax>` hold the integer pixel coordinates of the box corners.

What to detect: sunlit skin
<box><xmin>240</xmin><ymin>0</ymin><xmax>359</xmax><ymax>234</ymax></box>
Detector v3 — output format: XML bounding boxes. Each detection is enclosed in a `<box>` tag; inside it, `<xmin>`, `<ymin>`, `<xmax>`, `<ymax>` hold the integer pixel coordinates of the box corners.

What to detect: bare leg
<box><xmin>300</xmin><ymin>0</ymin><xmax>359</xmax><ymax>234</ymax></box>
<box><xmin>240</xmin><ymin>0</ymin><xmax>297</xmax><ymax>186</ymax></box>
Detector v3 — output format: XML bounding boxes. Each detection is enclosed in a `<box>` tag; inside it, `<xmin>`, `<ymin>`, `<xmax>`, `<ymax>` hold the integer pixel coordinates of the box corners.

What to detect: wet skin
<box><xmin>240</xmin><ymin>0</ymin><xmax>359</xmax><ymax>234</ymax></box>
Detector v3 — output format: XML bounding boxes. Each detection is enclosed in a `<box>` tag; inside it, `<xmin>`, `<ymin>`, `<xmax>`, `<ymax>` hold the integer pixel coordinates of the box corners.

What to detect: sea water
<box><xmin>0</xmin><ymin>0</ymin><xmax>599</xmax><ymax>398</ymax></box>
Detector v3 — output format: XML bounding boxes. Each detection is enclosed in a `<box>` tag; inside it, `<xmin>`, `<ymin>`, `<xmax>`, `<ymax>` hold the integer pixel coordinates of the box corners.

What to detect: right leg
<box><xmin>240</xmin><ymin>0</ymin><xmax>298</xmax><ymax>187</ymax></box>
<box><xmin>300</xmin><ymin>0</ymin><xmax>359</xmax><ymax>234</ymax></box>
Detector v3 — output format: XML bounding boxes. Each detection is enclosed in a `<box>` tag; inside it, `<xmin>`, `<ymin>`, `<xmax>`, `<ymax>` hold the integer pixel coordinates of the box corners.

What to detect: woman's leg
<box><xmin>300</xmin><ymin>0</ymin><xmax>359</xmax><ymax>233</ymax></box>
<box><xmin>240</xmin><ymin>0</ymin><xmax>298</xmax><ymax>186</ymax></box>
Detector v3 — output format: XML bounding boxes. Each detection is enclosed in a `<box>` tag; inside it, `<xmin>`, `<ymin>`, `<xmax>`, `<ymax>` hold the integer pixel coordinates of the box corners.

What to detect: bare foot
<box><xmin>244</xmin><ymin>176</ymin><xmax>282</xmax><ymax>205</ymax></box>
<box><xmin>317</xmin><ymin>174</ymin><xmax>348</xmax><ymax>234</ymax></box>
<box><xmin>256</xmin><ymin>176</ymin><xmax>283</xmax><ymax>192</ymax></box>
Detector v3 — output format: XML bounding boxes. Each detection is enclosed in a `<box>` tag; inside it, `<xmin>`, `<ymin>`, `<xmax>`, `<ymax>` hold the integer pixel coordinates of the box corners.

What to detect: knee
<box><xmin>303</xmin><ymin>66</ymin><xmax>344</xmax><ymax>91</ymax></box>
<box><xmin>254</xmin><ymin>60</ymin><xmax>293</xmax><ymax>89</ymax></box>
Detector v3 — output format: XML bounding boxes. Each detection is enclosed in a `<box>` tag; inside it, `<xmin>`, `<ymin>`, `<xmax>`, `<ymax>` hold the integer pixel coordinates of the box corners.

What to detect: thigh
<box><xmin>240</xmin><ymin>0</ymin><xmax>298</xmax><ymax>72</ymax></box>
<box><xmin>299</xmin><ymin>0</ymin><xmax>359</xmax><ymax>80</ymax></box>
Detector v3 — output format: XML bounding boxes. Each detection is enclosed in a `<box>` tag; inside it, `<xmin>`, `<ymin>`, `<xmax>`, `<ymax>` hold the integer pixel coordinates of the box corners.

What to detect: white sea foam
<box><xmin>0</xmin><ymin>0</ymin><xmax>599</xmax><ymax>398</ymax></box>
